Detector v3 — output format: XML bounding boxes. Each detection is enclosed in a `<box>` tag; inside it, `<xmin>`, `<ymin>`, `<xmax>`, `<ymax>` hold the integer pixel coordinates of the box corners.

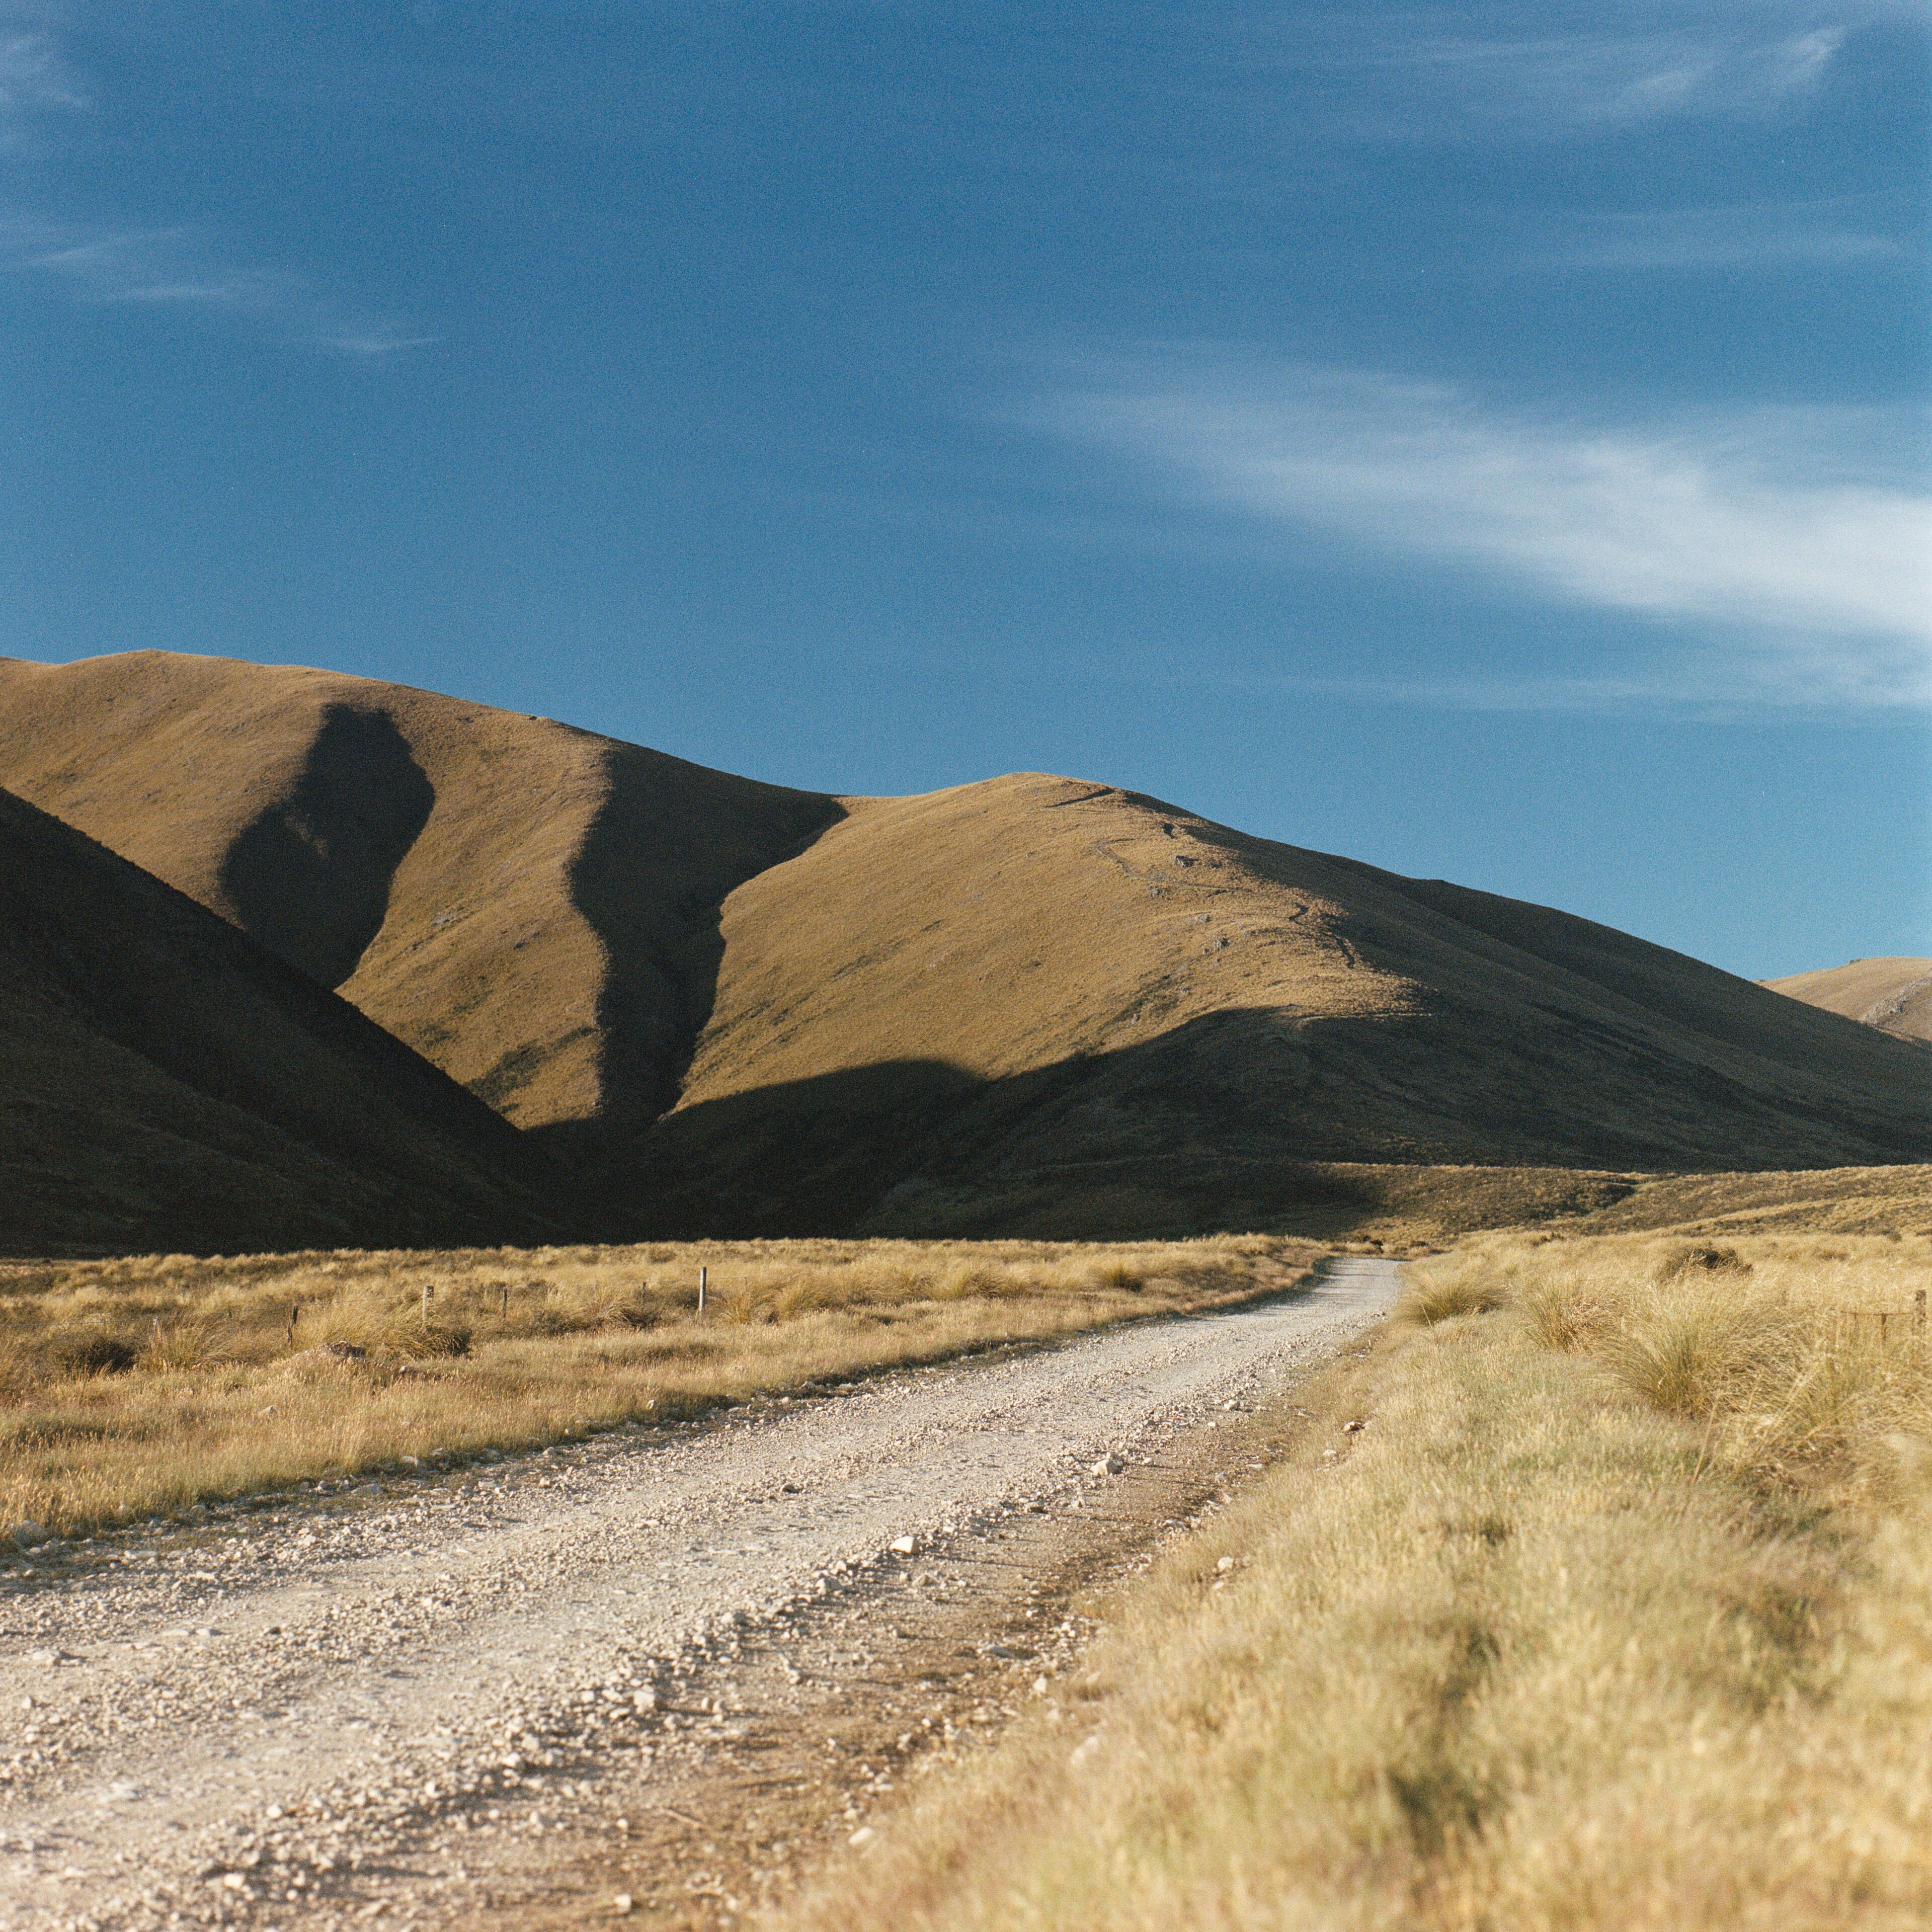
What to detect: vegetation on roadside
<box><xmin>0</xmin><ymin>1236</ymin><xmax>1315</xmax><ymax>1537</ymax></box>
<box><xmin>771</xmin><ymin>1229</ymin><xmax>1932</xmax><ymax>1931</ymax></box>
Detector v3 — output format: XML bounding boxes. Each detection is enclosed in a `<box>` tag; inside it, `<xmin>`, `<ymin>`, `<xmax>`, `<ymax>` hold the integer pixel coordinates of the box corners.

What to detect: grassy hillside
<box><xmin>0</xmin><ymin>650</ymin><xmax>836</xmax><ymax>1155</ymax></box>
<box><xmin>1560</xmin><ymin>1162</ymin><xmax>1932</xmax><ymax>1238</ymax></box>
<box><xmin>0</xmin><ymin>787</ymin><xmax>559</xmax><ymax>1256</ymax></box>
<box><xmin>4</xmin><ymin>653</ymin><xmax>1926</xmax><ymax>1246</ymax></box>
<box><xmin>1764</xmin><ymin>956</ymin><xmax>1932</xmax><ymax>1044</ymax></box>
<box><xmin>626</xmin><ymin>775</ymin><xmax>1932</xmax><ymax>1232</ymax></box>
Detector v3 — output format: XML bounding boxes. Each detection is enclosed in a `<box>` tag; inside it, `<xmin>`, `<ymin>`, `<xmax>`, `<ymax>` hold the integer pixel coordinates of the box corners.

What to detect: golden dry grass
<box><xmin>0</xmin><ymin>1236</ymin><xmax>1314</xmax><ymax>1537</ymax></box>
<box><xmin>1414</xmin><ymin>1230</ymin><xmax>1932</xmax><ymax>1505</ymax></box>
<box><xmin>1563</xmin><ymin>1163</ymin><xmax>1932</xmax><ymax>1240</ymax></box>
<box><xmin>768</xmin><ymin>1231</ymin><xmax>1932</xmax><ymax>1931</ymax></box>
<box><xmin>1763</xmin><ymin>956</ymin><xmax>1932</xmax><ymax>1044</ymax></box>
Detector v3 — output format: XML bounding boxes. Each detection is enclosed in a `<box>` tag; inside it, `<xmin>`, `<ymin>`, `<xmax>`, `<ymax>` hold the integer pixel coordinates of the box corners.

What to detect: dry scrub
<box><xmin>0</xmin><ymin>1237</ymin><xmax>1312</xmax><ymax>1536</ymax></box>
<box><xmin>771</xmin><ymin>1231</ymin><xmax>1932</xmax><ymax>1931</ymax></box>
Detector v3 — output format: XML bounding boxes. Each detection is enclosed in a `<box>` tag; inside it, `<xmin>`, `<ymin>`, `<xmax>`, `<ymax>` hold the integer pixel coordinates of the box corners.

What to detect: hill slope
<box><xmin>3</xmin><ymin>652</ymin><xmax>1926</xmax><ymax>1242</ymax></box>
<box><xmin>0</xmin><ymin>786</ymin><xmax>559</xmax><ymax>1255</ymax></box>
<box><xmin>617</xmin><ymin>775</ymin><xmax>1932</xmax><ymax>1232</ymax></box>
<box><xmin>1763</xmin><ymin>958</ymin><xmax>1932</xmax><ymax>1044</ymax></box>
<box><xmin>0</xmin><ymin>651</ymin><xmax>837</xmax><ymax>1157</ymax></box>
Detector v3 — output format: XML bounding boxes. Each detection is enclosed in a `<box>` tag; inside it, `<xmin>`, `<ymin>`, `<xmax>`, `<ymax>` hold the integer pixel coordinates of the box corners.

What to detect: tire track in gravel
<box><xmin>0</xmin><ymin>1260</ymin><xmax>1397</xmax><ymax>1931</ymax></box>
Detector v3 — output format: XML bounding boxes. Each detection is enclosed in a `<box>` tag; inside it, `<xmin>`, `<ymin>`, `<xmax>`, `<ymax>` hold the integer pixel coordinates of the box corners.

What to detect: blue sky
<box><xmin>2</xmin><ymin>2</ymin><xmax>1927</xmax><ymax>979</ymax></box>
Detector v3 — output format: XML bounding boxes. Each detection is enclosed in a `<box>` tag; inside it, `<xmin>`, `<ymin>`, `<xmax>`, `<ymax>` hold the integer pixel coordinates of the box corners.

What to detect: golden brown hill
<box><xmin>3</xmin><ymin>652</ymin><xmax>1926</xmax><ymax>1244</ymax></box>
<box><xmin>0</xmin><ymin>651</ymin><xmax>836</xmax><ymax>1156</ymax></box>
<box><xmin>1763</xmin><ymin>958</ymin><xmax>1932</xmax><ymax>1044</ymax></box>
<box><xmin>0</xmin><ymin>787</ymin><xmax>559</xmax><ymax>1256</ymax></box>
<box><xmin>618</xmin><ymin>775</ymin><xmax>1932</xmax><ymax>1234</ymax></box>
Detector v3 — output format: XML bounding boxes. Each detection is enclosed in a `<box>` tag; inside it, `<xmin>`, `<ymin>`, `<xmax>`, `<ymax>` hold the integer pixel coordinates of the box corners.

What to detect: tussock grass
<box><xmin>0</xmin><ymin>1236</ymin><xmax>1310</xmax><ymax>1536</ymax></box>
<box><xmin>771</xmin><ymin>1232</ymin><xmax>1932</xmax><ymax>1931</ymax></box>
<box><xmin>1407</xmin><ymin>1231</ymin><xmax>1932</xmax><ymax>1502</ymax></box>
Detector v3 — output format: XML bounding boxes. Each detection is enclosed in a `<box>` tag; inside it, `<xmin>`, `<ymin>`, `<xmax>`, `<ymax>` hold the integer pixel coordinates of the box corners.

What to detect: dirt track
<box><xmin>0</xmin><ymin>1261</ymin><xmax>1397</xmax><ymax>1930</ymax></box>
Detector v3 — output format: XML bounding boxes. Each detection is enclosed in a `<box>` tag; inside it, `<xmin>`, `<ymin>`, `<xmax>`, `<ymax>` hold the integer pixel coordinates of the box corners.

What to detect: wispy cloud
<box><xmin>0</xmin><ymin>28</ymin><xmax>86</xmax><ymax>145</ymax></box>
<box><xmin>0</xmin><ymin>215</ymin><xmax>439</xmax><ymax>353</ymax></box>
<box><xmin>0</xmin><ymin>21</ymin><xmax>434</xmax><ymax>354</ymax></box>
<box><xmin>1389</xmin><ymin>25</ymin><xmax>1840</xmax><ymax>126</ymax></box>
<box><xmin>1260</xmin><ymin>4</ymin><xmax>1912</xmax><ymax>139</ymax></box>
<box><xmin>1038</xmin><ymin>356</ymin><xmax>1932</xmax><ymax>708</ymax></box>
<box><xmin>1536</xmin><ymin>199</ymin><xmax>1908</xmax><ymax>270</ymax></box>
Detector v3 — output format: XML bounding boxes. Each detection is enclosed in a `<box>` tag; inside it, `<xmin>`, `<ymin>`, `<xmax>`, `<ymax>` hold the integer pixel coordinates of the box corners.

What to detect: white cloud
<box><xmin>1264</xmin><ymin>5</ymin><xmax>1905</xmax><ymax>138</ymax></box>
<box><xmin>1041</xmin><ymin>358</ymin><xmax>1932</xmax><ymax>708</ymax></box>
<box><xmin>1539</xmin><ymin>199</ymin><xmax>1906</xmax><ymax>269</ymax></box>
<box><xmin>0</xmin><ymin>29</ymin><xmax>86</xmax><ymax>144</ymax></box>
<box><xmin>0</xmin><ymin>25</ymin><xmax>434</xmax><ymax>354</ymax></box>
<box><xmin>2</xmin><ymin>214</ymin><xmax>439</xmax><ymax>356</ymax></box>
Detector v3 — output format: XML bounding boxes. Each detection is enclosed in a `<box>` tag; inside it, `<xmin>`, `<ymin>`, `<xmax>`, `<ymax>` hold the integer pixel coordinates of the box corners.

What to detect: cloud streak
<box><xmin>1256</xmin><ymin>3</ymin><xmax>1919</xmax><ymax>140</ymax></box>
<box><xmin>0</xmin><ymin>21</ymin><xmax>434</xmax><ymax>355</ymax></box>
<box><xmin>0</xmin><ymin>28</ymin><xmax>86</xmax><ymax>145</ymax></box>
<box><xmin>1040</xmin><ymin>357</ymin><xmax>1932</xmax><ymax>708</ymax></box>
<box><xmin>1</xmin><ymin>216</ymin><xmax>439</xmax><ymax>353</ymax></box>
<box><xmin>1535</xmin><ymin>198</ymin><xmax>1909</xmax><ymax>270</ymax></box>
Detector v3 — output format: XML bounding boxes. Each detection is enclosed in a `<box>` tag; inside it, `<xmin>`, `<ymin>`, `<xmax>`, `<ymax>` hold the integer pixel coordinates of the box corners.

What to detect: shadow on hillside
<box><xmin>604</xmin><ymin>996</ymin><xmax>1932</xmax><ymax>1240</ymax></box>
<box><xmin>546</xmin><ymin>748</ymin><xmax>843</xmax><ymax>1159</ymax></box>
<box><xmin>220</xmin><ymin>706</ymin><xmax>435</xmax><ymax>988</ymax></box>
<box><xmin>609</xmin><ymin>1012</ymin><xmax>1384</xmax><ymax>1238</ymax></box>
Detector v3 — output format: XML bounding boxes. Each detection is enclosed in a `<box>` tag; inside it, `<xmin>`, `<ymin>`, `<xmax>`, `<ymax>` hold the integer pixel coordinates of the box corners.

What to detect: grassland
<box><xmin>773</xmin><ymin>1228</ymin><xmax>1932</xmax><ymax>1931</ymax></box>
<box><xmin>0</xmin><ymin>1236</ymin><xmax>1316</xmax><ymax>1539</ymax></box>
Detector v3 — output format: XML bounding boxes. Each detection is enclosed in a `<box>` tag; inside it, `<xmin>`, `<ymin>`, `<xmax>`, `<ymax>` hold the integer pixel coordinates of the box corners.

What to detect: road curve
<box><xmin>0</xmin><ymin>1258</ymin><xmax>1399</xmax><ymax>1929</ymax></box>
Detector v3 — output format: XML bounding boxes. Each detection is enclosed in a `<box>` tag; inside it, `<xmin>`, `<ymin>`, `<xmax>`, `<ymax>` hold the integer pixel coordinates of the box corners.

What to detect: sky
<box><xmin>2</xmin><ymin>1</ymin><xmax>1927</xmax><ymax>980</ymax></box>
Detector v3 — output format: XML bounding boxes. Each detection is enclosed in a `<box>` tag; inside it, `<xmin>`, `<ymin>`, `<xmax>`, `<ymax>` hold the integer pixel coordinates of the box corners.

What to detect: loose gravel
<box><xmin>0</xmin><ymin>1261</ymin><xmax>1396</xmax><ymax>1930</ymax></box>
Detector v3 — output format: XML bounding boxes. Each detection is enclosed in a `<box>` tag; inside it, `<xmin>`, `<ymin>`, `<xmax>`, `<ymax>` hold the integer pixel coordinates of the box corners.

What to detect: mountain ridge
<box><xmin>2</xmin><ymin>650</ymin><xmax>1925</xmax><ymax>1246</ymax></box>
<box><xmin>1763</xmin><ymin>957</ymin><xmax>1932</xmax><ymax>1045</ymax></box>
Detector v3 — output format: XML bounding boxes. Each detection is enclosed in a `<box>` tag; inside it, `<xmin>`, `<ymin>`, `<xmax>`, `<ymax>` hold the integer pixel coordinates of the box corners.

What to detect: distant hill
<box><xmin>0</xmin><ymin>786</ymin><xmax>559</xmax><ymax>1255</ymax></box>
<box><xmin>2</xmin><ymin>651</ymin><xmax>1927</xmax><ymax>1244</ymax></box>
<box><xmin>1763</xmin><ymin>958</ymin><xmax>1932</xmax><ymax>1045</ymax></box>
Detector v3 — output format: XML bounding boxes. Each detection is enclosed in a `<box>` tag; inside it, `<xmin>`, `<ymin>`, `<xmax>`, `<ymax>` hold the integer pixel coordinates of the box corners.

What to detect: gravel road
<box><xmin>0</xmin><ymin>1259</ymin><xmax>1397</xmax><ymax>1930</ymax></box>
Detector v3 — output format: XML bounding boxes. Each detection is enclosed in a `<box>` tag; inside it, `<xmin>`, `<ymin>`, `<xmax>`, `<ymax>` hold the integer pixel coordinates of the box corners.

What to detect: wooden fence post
<box><xmin>422</xmin><ymin>1281</ymin><xmax>433</xmax><ymax>1327</ymax></box>
<box><xmin>698</xmin><ymin>1266</ymin><xmax>707</xmax><ymax>1318</ymax></box>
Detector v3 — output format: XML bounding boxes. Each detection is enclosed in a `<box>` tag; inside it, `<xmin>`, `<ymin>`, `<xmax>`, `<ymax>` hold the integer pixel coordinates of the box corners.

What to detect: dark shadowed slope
<box><xmin>0</xmin><ymin>652</ymin><xmax>839</xmax><ymax>1152</ymax></box>
<box><xmin>1764</xmin><ymin>959</ymin><xmax>1932</xmax><ymax>1045</ymax></box>
<box><xmin>0</xmin><ymin>788</ymin><xmax>560</xmax><ymax>1255</ymax></box>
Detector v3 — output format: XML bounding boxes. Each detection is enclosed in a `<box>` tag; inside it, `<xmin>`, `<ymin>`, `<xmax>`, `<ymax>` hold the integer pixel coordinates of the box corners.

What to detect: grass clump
<box><xmin>0</xmin><ymin>1235</ymin><xmax>1311</xmax><ymax>1535</ymax></box>
<box><xmin>1404</xmin><ymin>1230</ymin><xmax>1932</xmax><ymax>1497</ymax></box>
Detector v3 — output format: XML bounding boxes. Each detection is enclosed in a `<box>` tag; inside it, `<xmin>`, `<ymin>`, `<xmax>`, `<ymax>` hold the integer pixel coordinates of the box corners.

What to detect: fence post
<box><xmin>698</xmin><ymin>1266</ymin><xmax>707</xmax><ymax>1318</ymax></box>
<box><xmin>422</xmin><ymin>1281</ymin><xmax>433</xmax><ymax>1328</ymax></box>
<box><xmin>287</xmin><ymin>1304</ymin><xmax>299</xmax><ymax>1347</ymax></box>
<box><xmin>501</xmin><ymin>1283</ymin><xmax>510</xmax><ymax>1318</ymax></box>
<box><xmin>1917</xmin><ymin>1290</ymin><xmax>1927</xmax><ymax>1336</ymax></box>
